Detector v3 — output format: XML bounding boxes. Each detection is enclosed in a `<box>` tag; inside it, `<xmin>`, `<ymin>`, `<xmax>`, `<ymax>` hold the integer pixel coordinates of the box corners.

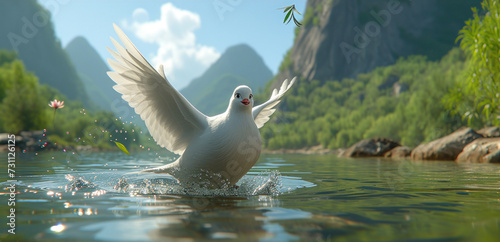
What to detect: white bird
<box><xmin>107</xmin><ymin>24</ymin><xmax>295</xmax><ymax>189</ymax></box>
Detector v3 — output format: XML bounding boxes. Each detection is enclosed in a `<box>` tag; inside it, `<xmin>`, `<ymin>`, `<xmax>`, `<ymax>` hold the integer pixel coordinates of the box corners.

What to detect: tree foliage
<box><xmin>0</xmin><ymin>49</ymin><xmax>144</xmax><ymax>150</ymax></box>
<box><xmin>451</xmin><ymin>0</ymin><xmax>500</xmax><ymax>125</ymax></box>
<box><xmin>259</xmin><ymin>49</ymin><xmax>467</xmax><ymax>149</ymax></box>
<box><xmin>0</xmin><ymin>57</ymin><xmax>48</xmax><ymax>132</ymax></box>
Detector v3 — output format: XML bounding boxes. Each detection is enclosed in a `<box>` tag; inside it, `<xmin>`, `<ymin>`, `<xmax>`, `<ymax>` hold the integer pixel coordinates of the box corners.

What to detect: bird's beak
<box><xmin>241</xmin><ymin>98</ymin><xmax>250</xmax><ymax>105</ymax></box>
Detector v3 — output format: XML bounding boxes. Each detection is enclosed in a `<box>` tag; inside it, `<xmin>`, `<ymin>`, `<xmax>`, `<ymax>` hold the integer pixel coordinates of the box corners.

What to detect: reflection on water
<box><xmin>0</xmin><ymin>151</ymin><xmax>499</xmax><ymax>241</ymax></box>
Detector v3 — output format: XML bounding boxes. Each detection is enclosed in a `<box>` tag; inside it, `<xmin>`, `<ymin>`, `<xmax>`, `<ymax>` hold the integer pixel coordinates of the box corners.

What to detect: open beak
<box><xmin>241</xmin><ymin>98</ymin><xmax>250</xmax><ymax>105</ymax></box>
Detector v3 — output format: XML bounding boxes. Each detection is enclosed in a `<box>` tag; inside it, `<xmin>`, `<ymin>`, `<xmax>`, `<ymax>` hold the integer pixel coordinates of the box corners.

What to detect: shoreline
<box><xmin>262</xmin><ymin>145</ymin><xmax>343</xmax><ymax>155</ymax></box>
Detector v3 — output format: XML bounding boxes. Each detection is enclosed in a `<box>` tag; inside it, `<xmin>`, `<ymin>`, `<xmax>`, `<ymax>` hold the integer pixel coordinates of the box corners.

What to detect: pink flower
<box><xmin>48</xmin><ymin>99</ymin><xmax>64</xmax><ymax>109</ymax></box>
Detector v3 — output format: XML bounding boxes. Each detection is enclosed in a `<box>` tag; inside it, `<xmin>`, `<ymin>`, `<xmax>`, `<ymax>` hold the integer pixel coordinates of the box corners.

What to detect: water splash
<box><xmin>112</xmin><ymin>171</ymin><xmax>283</xmax><ymax>197</ymax></box>
<box><xmin>64</xmin><ymin>174</ymin><xmax>96</xmax><ymax>192</ymax></box>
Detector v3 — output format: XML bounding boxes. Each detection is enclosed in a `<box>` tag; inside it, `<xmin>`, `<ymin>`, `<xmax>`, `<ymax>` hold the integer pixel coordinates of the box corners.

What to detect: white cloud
<box><xmin>132</xmin><ymin>8</ymin><xmax>149</xmax><ymax>22</ymax></box>
<box><xmin>126</xmin><ymin>3</ymin><xmax>220</xmax><ymax>89</ymax></box>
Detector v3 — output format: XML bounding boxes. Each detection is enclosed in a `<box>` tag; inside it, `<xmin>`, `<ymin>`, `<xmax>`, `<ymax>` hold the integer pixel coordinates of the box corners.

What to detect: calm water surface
<box><xmin>1</xmin><ymin>151</ymin><xmax>499</xmax><ymax>241</ymax></box>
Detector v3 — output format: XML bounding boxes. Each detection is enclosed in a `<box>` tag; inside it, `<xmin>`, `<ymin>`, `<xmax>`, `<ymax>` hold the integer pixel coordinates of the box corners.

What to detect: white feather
<box><xmin>253</xmin><ymin>77</ymin><xmax>296</xmax><ymax>128</ymax></box>
<box><xmin>107</xmin><ymin>24</ymin><xmax>208</xmax><ymax>155</ymax></box>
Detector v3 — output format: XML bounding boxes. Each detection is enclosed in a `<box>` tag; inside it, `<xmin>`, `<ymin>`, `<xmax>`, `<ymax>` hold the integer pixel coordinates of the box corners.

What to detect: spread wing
<box><xmin>252</xmin><ymin>77</ymin><xmax>296</xmax><ymax>128</ymax></box>
<box><xmin>107</xmin><ymin>24</ymin><xmax>208</xmax><ymax>155</ymax></box>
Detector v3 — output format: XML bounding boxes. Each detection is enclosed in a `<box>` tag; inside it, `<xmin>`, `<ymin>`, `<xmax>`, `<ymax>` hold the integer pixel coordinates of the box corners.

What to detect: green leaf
<box><xmin>113</xmin><ymin>141</ymin><xmax>130</xmax><ymax>155</ymax></box>
<box><xmin>278</xmin><ymin>5</ymin><xmax>293</xmax><ymax>12</ymax></box>
<box><xmin>293</xmin><ymin>16</ymin><xmax>302</xmax><ymax>27</ymax></box>
<box><xmin>287</xmin><ymin>13</ymin><xmax>294</xmax><ymax>24</ymax></box>
<box><xmin>284</xmin><ymin>10</ymin><xmax>292</xmax><ymax>24</ymax></box>
<box><xmin>293</xmin><ymin>7</ymin><xmax>302</xmax><ymax>15</ymax></box>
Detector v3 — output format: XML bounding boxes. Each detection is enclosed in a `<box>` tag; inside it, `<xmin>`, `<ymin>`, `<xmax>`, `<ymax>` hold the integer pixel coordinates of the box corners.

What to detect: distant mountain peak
<box><xmin>224</xmin><ymin>43</ymin><xmax>259</xmax><ymax>56</ymax></box>
<box><xmin>65</xmin><ymin>36</ymin><xmax>116</xmax><ymax>110</ymax></box>
<box><xmin>181</xmin><ymin>44</ymin><xmax>272</xmax><ymax>115</ymax></box>
<box><xmin>66</xmin><ymin>36</ymin><xmax>91</xmax><ymax>48</ymax></box>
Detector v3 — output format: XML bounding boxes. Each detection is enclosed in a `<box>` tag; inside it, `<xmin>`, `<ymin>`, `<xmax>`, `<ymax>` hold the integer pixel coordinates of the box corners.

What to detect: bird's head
<box><xmin>230</xmin><ymin>85</ymin><xmax>253</xmax><ymax>111</ymax></box>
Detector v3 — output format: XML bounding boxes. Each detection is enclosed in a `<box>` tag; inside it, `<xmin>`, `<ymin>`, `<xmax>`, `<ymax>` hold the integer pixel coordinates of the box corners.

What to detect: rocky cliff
<box><xmin>272</xmin><ymin>0</ymin><xmax>479</xmax><ymax>88</ymax></box>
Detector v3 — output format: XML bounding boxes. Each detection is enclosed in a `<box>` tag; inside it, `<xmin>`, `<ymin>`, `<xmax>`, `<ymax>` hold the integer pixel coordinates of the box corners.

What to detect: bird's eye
<box><xmin>235</xmin><ymin>93</ymin><xmax>240</xmax><ymax>99</ymax></box>
<box><xmin>249</xmin><ymin>94</ymin><xmax>253</xmax><ymax>99</ymax></box>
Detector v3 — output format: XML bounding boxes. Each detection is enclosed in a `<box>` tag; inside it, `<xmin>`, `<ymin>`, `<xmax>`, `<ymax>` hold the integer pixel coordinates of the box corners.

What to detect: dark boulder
<box><xmin>340</xmin><ymin>138</ymin><xmax>400</xmax><ymax>157</ymax></box>
<box><xmin>384</xmin><ymin>146</ymin><xmax>411</xmax><ymax>159</ymax></box>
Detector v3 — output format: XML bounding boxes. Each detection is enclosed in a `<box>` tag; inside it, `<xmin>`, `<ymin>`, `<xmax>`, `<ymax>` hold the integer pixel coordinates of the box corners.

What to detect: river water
<box><xmin>1</xmin><ymin>151</ymin><xmax>499</xmax><ymax>241</ymax></box>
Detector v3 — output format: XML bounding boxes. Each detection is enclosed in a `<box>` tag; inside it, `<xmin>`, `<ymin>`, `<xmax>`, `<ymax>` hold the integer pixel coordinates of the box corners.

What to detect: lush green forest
<box><xmin>0</xmin><ymin>50</ymin><xmax>150</xmax><ymax>150</ymax></box>
<box><xmin>260</xmin><ymin>49</ymin><xmax>467</xmax><ymax>149</ymax></box>
<box><xmin>260</xmin><ymin>0</ymin><xmax>500</xmax><ymax>150</ymax></box>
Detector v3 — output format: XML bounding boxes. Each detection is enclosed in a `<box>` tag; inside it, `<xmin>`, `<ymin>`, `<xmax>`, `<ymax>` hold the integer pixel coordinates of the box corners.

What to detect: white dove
<box><xmin>107</xmin><ymin>24</ymin><xmax>295</xmax><ymax>189</ymax></box>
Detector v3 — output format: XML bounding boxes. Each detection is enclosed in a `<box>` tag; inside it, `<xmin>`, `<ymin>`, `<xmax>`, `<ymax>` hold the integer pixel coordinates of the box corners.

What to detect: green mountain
<box><xmin>261</xmin><ymin>0</ymin><xmax>480</xmax><ymax>149</ymax></box>
<box><xmin>0</xmin><ymin>0</ymin><xmax>91</xmax><ymax>106</ymax></box>
<box><xmin>181</xmin><ymin>44</ymin><xmax>273</xmax><ymax>115</ymax></box>
<box><xmin>65</xmin><ymin>36</ymin><xmax>147</xmax><ymax>130</ymax></box>
<box><xmin>65</xmin><ymin>36</ymin><xmax>120</xmax><ymax>111</ymax></box>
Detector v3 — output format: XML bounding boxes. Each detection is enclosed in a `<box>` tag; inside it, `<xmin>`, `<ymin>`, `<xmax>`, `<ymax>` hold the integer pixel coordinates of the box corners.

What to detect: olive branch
<box><xmin>279</xmin><ymin>5</ymin><xmax>302</xmax><ymax>27</ymax></box>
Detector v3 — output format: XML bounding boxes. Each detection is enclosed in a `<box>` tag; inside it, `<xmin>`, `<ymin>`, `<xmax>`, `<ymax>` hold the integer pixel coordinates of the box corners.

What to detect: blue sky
<box><xmin>39</xmin><ymin>0</ymin><xmax>306</xmax><ymax>89</ymax></box>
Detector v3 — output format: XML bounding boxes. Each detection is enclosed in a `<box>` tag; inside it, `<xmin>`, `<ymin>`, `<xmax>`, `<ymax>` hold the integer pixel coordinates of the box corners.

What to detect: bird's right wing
<box><xmin>107</xmin><ymin>24</ymin><xmax>208</xmax><ymax>155</ymax></box>
<box><xmin>252</xmin><ymin>77</ymin><xmax>296</xmax><ymax>128</ymax></box>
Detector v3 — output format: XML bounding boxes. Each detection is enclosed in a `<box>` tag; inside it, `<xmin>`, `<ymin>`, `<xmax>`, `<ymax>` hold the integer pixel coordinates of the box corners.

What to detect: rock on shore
<box><xmin>456</xmin><ymin>138</ymin><xmax>500</xmax><ymax>163</ymax></box>
<box><xmin>411</xmin><ymin>127</ymin><xmax>482</xmax><ymax>161</ymax></box>
<box><xmin>384</xmin><ymin>146</ymin><xmax>411</xmax><ymax>159</ymax></box>
<box><xmin>339</xmin><ymin>138</ymin><xmax>400</xmax><ymax>157</ymax></box>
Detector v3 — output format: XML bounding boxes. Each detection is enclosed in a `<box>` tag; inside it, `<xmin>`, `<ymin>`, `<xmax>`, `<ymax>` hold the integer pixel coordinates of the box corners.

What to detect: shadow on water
<box><xmin>1</xmin><ymin>151</ymin><xmax>499</xmax><ymax>241</ymax></box>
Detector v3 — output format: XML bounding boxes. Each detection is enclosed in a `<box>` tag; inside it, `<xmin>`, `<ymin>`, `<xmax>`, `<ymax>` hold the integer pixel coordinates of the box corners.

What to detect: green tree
<box><xmin>454</xmin><ymin>0</ymin><xmax>500</xmax><ymax>125</ymax></box>
<box><xmin>0</xmin><ymin>61</ymin><xmax>48</xmax><ymax>132</ymax></box>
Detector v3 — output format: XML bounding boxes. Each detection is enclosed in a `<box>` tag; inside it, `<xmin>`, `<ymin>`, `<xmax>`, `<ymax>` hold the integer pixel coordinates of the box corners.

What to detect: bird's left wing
<box><xmin>107</xmin><ymin>24</ymin><xmax>208</xmax><ymax>155</ymax></box>
<box><xmin>252</xmin><ymin>77</ymin><xmax>296</xmax><ymax>128</ymax></box>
